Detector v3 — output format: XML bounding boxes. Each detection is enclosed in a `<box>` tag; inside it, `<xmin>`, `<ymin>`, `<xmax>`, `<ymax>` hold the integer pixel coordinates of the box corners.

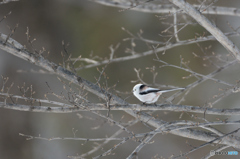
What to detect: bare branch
<box><xmin>3</xmin><ymin>102</ymin><xmax>240</xmax><ymax>116</ymax></box>
<box><xmin>173</xmin><ymin>7</ymin><xmax>180</xmax><ymax>42</ymax></box>
<box><xmin>80</xmin><ymin>119</ymin><xmax>139</xmax><ymax>158</ymax></box>
<box><xmin>0</xmin><ymin>0</ymin><xmax>18</xmax><ymax>5</ymax></box>
<box><xmin>76</xmin><ymin>32</ymin><xmax>239</xmax><ymax>70</ymax></box>
<box><xmin>172</xmin><ymin>128</ymin><xmax>240</xmax><ymax>159</ymax></box>
<box><xmin>168</xmin><ymin>0</ymin><xmax>240</xmax><ymax>61</ymax></box>
<box><xmin>93</xmin><ymin>0</ymin><xmax>240</xmax><ymax>17</ymax></box>
<box><xmin>19</xmin><ymin>133</ymin><xmax>126</xmax><ymax>142</ymax></box>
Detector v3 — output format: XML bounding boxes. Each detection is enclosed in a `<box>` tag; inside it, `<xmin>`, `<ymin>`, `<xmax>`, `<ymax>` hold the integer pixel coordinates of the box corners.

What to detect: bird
<box><xmin>132</xmin><ymin>84</ymin><xmax>184</xmax><ymax>104</ymax></box>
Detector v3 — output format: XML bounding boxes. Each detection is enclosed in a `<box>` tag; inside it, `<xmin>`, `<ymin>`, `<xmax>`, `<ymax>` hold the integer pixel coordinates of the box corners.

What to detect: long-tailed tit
<box><xmin>133</xmin><ymin>84</ymin><xmax>184</xmax><ymax>104</ymax></box>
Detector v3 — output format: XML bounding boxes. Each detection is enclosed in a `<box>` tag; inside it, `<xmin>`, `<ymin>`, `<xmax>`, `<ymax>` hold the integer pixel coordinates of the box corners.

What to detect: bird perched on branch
<box><xmin>133</xmin><ymin>84</ymin><xmax>184</xmax><ymax>104</ymax></box>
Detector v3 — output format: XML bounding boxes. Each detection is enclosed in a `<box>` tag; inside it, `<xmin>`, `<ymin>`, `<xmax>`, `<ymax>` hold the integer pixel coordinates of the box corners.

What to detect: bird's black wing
<box><xmin>139</xmin><ymin>89</ymin><xmax>160</xmax><ymax>95</ymax></box>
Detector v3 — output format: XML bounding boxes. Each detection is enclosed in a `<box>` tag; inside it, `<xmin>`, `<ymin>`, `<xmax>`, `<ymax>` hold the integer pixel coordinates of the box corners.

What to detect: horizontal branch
<box><xmin>0</xmin><ymin>92</ymin><xmax>72</xmax><ymax>107</ymax></box>
<box><xmin>93</xmin><ymin>0</ymin><xmax>240</xmax><ymax>17</ymax></box>
<box><xmin>21</xmin><ymin>119</ymin><xmax>240</xmax><ymax>141</ymax></box>
<box><xmin>165</xmin><ymin>120</ymin><xmax>240</xmax><ymax>132</ymax></box>
<box><xmin>19</xmin><ymin>133</ymin><xmax>125</xmax><ymax>141</ymax></box>
<box><xmin>76</xmin><ymin>32</ymin><xmax>239</xmax><ymax>70</ymax></box>
<box><xmin>0</xmin><ymin>0</ymin><xmax>18</xmax><ymax>5</ymax></box>
<box><xmin>2</xmin><ymin>102</ymin><xmax>240</xmax><ymax>116</ymax></box>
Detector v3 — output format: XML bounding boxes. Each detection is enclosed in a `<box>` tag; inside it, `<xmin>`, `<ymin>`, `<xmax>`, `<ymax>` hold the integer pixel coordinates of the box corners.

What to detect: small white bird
<box><xmin>133</xmin><ymin>84</ymin><xmax>184</xmax><ymax>104</ymax></box>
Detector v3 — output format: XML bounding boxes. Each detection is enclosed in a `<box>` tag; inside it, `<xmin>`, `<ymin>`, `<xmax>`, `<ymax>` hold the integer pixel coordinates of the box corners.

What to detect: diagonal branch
<box><xmin>168</xmin><ymin>0</ymin><xmax>240</xmax><ymax>61</ymax></box>
<box><xmin>172</xmin><ymin>128</ymin><xmax>240</xmax><ymax>159</ymax></box>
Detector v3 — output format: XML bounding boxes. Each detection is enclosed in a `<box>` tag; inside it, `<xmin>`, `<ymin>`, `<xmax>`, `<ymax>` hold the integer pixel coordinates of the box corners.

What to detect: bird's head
<box><xmin>133</xmin><ymin>84</ymin><xmax>147</xmax><ymax>95</ymax></box>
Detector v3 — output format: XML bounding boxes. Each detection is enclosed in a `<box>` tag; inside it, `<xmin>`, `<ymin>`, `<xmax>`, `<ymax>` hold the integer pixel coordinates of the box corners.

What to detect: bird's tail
<box><xmin>160</xmin><ymin>88</ymin><xmax>185</xmax><ymax>93</ymax></box>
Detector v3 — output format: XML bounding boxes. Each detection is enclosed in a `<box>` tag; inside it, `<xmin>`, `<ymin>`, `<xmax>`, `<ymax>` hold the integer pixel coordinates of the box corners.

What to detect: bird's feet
<box><xmin>142</xmin><ymin>102</ymin><xmax>156</xmax><ymax>105</ymax></box>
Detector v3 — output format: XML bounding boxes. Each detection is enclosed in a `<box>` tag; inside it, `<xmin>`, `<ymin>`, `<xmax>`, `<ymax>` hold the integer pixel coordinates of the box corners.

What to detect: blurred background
<box><xmin>0</xmin><ymin>0</ymin><xmax>240</xmax><ymax>158</ymax></box>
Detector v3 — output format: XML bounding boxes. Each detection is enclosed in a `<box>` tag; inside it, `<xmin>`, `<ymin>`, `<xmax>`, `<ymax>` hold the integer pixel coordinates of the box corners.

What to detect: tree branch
<box><xmin>2</xmin><ymin>102</ymin><xmax>240</xmax><ymax>116</ymax></box>
<box><xmin>75</xmin><ymin>32</ymin><xmax>239</xmax><ymax>70</ymax></box>
<box><xmin>93</xmin><ymin>0</ymin><xmax>240</xmax><ymax>17</ymax></box>
<box><xmin>168</xmin><ymin>0</ymin><xmax>240</xmax><ymax>61</ymax></box>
